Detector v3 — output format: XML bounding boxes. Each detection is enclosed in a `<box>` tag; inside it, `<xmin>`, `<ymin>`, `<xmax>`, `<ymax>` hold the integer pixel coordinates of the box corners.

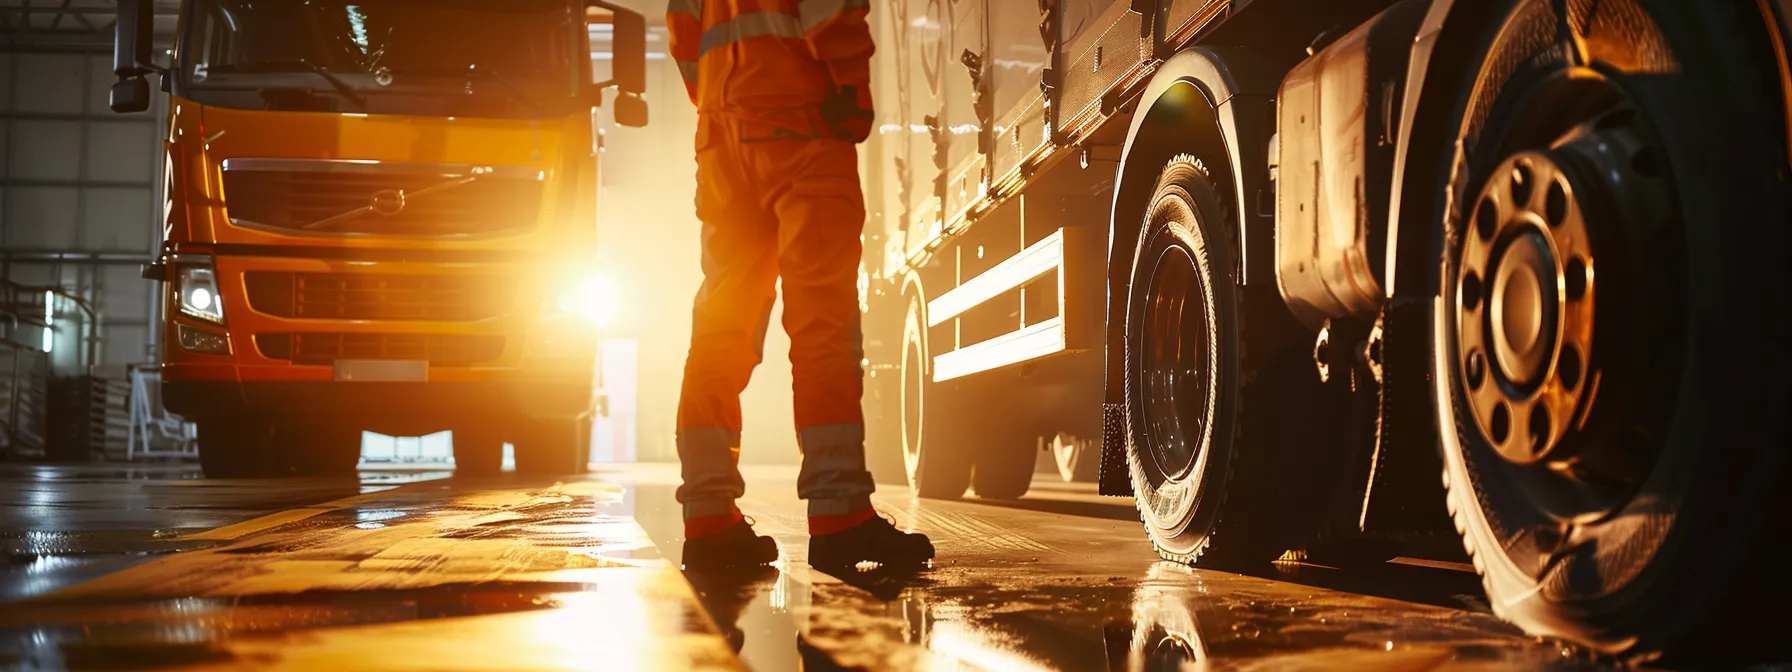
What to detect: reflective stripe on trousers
<box><xmin>679</xmin><ymin>423</ymin><xmax>873</xmax><ymax>518</ymax></box>
<box><xmin>675</xmin><ymin>115</ymin><xmax>873</xmax><ymax>520</ymax></box>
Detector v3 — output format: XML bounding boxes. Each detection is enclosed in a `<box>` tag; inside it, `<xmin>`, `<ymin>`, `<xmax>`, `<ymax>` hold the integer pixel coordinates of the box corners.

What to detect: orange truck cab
<box><xmin>107</xmin><ymin>0</ymin><xmax>649</xmax><ymax>478</ymax></box>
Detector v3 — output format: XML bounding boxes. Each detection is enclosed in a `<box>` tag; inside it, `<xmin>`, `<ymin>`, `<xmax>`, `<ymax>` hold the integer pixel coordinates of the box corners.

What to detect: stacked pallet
<box><xmin>47</xmin><ymin>373</ymin><xmax>131</xmax><ymax>461</ymax></box>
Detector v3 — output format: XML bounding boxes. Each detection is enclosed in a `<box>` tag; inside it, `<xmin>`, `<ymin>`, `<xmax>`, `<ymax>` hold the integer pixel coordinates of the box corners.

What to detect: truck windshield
<box><xmin>177</xmin><ymin>0</ymin><xmax>584</xmax><ymax>120</ymax></box>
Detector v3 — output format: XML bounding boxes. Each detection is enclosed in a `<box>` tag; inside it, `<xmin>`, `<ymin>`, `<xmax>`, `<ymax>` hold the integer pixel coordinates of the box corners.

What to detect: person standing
<box><xmin>666</xmin><ymin>0</ymin><xmax>935</xmax><ymax>571</ymax></box>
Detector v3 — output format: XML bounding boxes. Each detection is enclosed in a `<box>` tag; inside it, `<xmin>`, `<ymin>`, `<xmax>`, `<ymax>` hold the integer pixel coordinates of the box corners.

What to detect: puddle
<box><xmin>0</xmin><ymin>530</ymin><xmax>224</xmax><ymax>557</ymax></box>
<box><xmin>687</xmin><ymin>561</ymin><xmax>1614</xmax><ymax>671</ymax></box>
<box><xmin>0</xmin><ymin>579</ymin><xmax>719</xmax><ymax>670</ymax></box>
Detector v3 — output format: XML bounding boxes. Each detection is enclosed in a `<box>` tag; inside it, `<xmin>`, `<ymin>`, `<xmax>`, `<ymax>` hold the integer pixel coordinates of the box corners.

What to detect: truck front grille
<box><xmin>220</xmin><ymin>159</ymin><xmax>545</xmax><ymax>237</ymax></box>
<box><xmin>244</xmin><ymin>272</ymin><xmax>510</xmax><ymax>322</ymax></box>
<box><xmin>256</xmin><ymin>333</ymin><xmax>505</xmax><ymax>366</ymax></box>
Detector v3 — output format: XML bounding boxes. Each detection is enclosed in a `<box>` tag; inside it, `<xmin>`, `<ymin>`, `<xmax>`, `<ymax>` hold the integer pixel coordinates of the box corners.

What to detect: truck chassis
<box><xmin>860</xmin><ymin>0</ymin><xmax>1792</xmax><ymax>663</ymax></box>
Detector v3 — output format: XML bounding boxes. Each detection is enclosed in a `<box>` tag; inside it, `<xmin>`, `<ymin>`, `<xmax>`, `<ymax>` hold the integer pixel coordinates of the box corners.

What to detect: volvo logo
<box><xmin>370</xmin><ymin>189</ymin><xmax>407</xmax><ymax>216</ymax></box>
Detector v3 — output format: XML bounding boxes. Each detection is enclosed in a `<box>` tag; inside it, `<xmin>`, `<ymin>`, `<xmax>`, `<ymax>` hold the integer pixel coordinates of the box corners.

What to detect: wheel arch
<box><xmin>1760</xmin><ymin>0</ymin><xmax>1792</xmax><ymax>168</ymax></box>
<box><xmin>1097</xmin><ymin>46</ymin><xmax>1281</xmax><ymax>495</ymax></box>
<box><xmin>1384</xmin><ymin>0</ymin><xmax>1486</xmax><ymax>300</ymax></box>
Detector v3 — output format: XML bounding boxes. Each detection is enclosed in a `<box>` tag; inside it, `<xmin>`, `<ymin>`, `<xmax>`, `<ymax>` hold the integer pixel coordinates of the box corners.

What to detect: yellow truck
<box><xmin>108</xmin><ymin>0</ymin><xmax>648</xmax><ymax>478</ymax></box>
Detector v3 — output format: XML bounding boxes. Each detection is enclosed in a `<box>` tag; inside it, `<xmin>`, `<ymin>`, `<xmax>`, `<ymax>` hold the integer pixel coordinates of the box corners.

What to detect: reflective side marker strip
<box><xmin>926</xmin><ymin>227</ymin><xmax>1086</xmax><ymax>382</ymax></box>
<box><xmin>927</xmin><ymin>229</ymin><xmax>1064</xmax><ymax>328</ymax></box>
<box><xmin>933</xmin><ymin>316</ymin><xmax>1067</xmax><ymax>383</ymax></box>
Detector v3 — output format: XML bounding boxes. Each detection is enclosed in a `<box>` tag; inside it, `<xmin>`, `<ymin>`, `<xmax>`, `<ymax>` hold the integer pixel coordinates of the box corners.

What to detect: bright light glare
<box><xmin>557</xmin><ymin>274</ymin><xmax>617</xmax><ymax>326</ymax></box>
<box><xmin>177</xmin><ymin>264</ymin><xmax>224</xmax><ymax>323</ymax></box>
<box><xmin>188</xmin><ymin>287</ymin><xmax>215</xmax><ymax>312</ymax></box>
<box><xmin>41</xmin><ymin>291</ymin><xmax>54</xmax><ymax>354</ymax></box>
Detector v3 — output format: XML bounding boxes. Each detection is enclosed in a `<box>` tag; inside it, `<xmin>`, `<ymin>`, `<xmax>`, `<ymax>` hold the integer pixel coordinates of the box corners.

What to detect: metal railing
<box><xmin>0</xmin><ymin>339</ymin><xmax>48</xmax><ymax>458</ymax></box>
<box><xmin>126</xmin><ymin>364</ymin><xmax>194</xmax><ymax>459</ymax></box>
<box><xmin>0</xmin><ymin>279</ymin><xmax>101</xmax><ymax>371</ymax></box>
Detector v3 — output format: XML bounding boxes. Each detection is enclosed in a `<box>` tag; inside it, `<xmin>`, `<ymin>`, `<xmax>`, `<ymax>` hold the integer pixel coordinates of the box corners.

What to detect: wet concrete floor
<box><xmin>0</xmin><ymin>462</ymin><xmax>1617</xmax><ymax>670</ymax></box>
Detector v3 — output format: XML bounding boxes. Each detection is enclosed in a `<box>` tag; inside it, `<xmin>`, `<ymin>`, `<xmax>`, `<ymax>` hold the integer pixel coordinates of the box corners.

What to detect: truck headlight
<box><xmin>175</xmin><ymin>258</ymin><xmax>225</xmax><ymax>324</ymax></box>
<box><xmin>547</xmin><ymin>272</ymin><xmax>616</xmax><ymax>327</ymax></box>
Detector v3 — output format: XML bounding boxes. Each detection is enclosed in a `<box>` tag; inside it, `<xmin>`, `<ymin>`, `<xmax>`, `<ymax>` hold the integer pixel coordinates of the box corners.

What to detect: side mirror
<box><xmin>588</xmin><ymin>1</ymin><xmax>647</xmax><ymax>96</ymax></box>
<box><xmin>110</xmin><ymin>0</ymin><xmax>157</xmax><ymax>113</ymax></box>
<box><xmin>614</xmin><ymin>93</ymin><xmax>648</xmax><ymax>128</ymax></box>
<box><xmin>112</xmin><ymin>76</ymin><xmax>152</xmax><ymax>114</ymax></box>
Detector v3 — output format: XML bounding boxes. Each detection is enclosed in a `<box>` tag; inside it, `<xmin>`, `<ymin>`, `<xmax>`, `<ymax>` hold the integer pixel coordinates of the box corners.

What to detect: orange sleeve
<box><xmin>798</xmin><ymin>0</ymin><xmax>873</xmax><ymax>88</ymax></box>
<box><xmin>666</xmin><ymin>0</ymin><xmax>704</xmax><ymax>104</ymax></box>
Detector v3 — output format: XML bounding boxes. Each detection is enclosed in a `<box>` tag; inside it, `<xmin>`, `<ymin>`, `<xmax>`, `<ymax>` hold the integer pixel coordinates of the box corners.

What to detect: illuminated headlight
<box><xmin>175</xmin><ymin>258</ymin><xmax>225</xmax><ymax>324</ymax></box>
<box><xmin>546</xmin><ymin>272</ymin><xmax>617</xmax><ymax>327</ymax></box>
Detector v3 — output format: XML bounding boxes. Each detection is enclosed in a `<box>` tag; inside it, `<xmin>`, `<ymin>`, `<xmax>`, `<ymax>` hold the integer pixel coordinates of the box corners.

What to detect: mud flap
<box><xmin>1358</xmin><ymin>298</ymin><xmax>1450</xmax><ymax>533</ymax></box>
<box><xmin>1098</xmin><ymin>402</ymin><xmax>1133</xmax><ymax>496</ymax></box>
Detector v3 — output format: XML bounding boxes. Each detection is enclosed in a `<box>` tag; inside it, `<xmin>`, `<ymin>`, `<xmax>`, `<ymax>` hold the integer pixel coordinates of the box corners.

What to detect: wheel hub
<box><xmin>1141</xmin><ymin>244</ymin><xmax>1211</xmax><ymax>480</ymax></box>
<box><xmin>1490</xmin><ymin>229</ymin><xmax>1558</xmax><ymax>386</ymax></box>
<box><xmin>1455</xmin><ymin>151</ymin><xmax>1597</xmax><ymax>466</ymax></box>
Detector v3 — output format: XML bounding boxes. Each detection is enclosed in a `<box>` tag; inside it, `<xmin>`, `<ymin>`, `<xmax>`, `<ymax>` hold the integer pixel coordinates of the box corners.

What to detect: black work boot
<box><xmin>809</xmin><ymin>514</ymin><xmax>934</xmax><ymax>571</ymax></box>
<box><xmin>682</xmin><ymin>519</ymin><xmax>779</xmax><ymax>572</ymax></box>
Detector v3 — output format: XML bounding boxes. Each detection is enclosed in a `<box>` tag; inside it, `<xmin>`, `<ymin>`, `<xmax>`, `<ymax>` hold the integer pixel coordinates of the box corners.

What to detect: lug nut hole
<box><xmin>1463</xmin><ymin>271</ymin><xmax>1483</xmax><ymax>311</ymax></box>
<box><xmin>1560</xmin><ymin>343</ymin><xmax>1582</xmax><ymax>390</ymax></box>
<box><xmin>1565</xmin><ymin>256</ymin><xmax>1589</xmax><ymax>300</ymax></box>
<box><xmin>1528</xmin><ymin>405</ymin><xmax>1552</xmax><ymax>455</ymax></box>
<box><xmin>1476</xmin><ymin>197</ymin><xmax>1498</xmax><ymax>241</ymax></box>
<box><xmin>1491</xmin><ymin>402</ymin><xmax>1511</xmax><ymax>444</ymax></box>
<box><xmin>1511</xmin><ymin>163</ymin><xmax>1534</xmax><ymax>206</ymax></box>
<box><xmin>1467</xmin><ymin>350</ymin><xmax>1486</xmax><ymax>389</ymax></box>
<box><xmin>1546</xmin><ymin>180</ymin><xmax>1569</xmax><ymax>228</ymax></box>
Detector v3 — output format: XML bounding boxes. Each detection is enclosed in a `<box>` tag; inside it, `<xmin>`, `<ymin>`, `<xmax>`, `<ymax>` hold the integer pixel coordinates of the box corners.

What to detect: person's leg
<box><xmin>676</xmin><ymin>119</ymin><xmax>780</xmax><ymax>541</ymax></box>
<box><xmin>760</xmin><ymin>137</ymin><xmax>934</xmax><ymax>569</ymax></box>
<box><xmin>762</xmin><ymin>138</ymin><xmax>877</xmax><ymax>532</ymax></box>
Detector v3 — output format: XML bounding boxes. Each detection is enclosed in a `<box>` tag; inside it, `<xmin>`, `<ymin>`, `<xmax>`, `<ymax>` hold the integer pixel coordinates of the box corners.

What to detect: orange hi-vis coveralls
<box><xmin>668</xmin><ymin>0</ymin><xmax>877</xmax><ymax>532</ymax></box>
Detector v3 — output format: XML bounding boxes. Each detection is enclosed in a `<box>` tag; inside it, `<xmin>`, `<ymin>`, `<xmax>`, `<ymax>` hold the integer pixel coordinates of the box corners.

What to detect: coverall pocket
<box><xmin>695</xmin><ymin>116</ymin><xmax>717</xmax><ymax>153</ymax></box>
<box><xmin>779</xmin><ymin>139</ymin><xmax>862</xmax><ymax>197</ymax></box>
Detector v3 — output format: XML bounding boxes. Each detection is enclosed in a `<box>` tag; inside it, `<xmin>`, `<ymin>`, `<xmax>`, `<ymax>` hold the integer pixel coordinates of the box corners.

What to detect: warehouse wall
<box><xmin>0</xmin><ymin>49</ymin><xmax>166</xmax><ymax>376</ymax></box>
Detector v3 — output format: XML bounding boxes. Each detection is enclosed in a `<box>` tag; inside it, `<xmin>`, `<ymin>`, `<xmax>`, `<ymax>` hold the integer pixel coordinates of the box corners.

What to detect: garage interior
<box><xmin>0</xmin><ymin>0</ymin><xmax>1758</xmax><ymax>669</ymax></box>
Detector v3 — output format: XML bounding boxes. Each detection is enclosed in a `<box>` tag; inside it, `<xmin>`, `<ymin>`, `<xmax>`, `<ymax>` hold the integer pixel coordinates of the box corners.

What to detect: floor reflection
<box><xmin>731</xmin><ymin>559</ymin><xmax>1611</xmax><ymax>671</ymax></box>
<box><xmin>0</xmin><ymin>463</ymin><xmax>1620</xmax><ymax>671</ymax></box>
<box><xmin>621</xmin><ymin>465</ymin><xmax>1612</xmax><ymax>671</ymax></box>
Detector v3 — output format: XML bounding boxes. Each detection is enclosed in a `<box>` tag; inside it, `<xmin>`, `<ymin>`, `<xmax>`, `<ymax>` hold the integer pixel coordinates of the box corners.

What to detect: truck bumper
<box><xmin>165</xmin><ymin>378</ymin><xmax>595</xmax><ymax>435</ymax></box>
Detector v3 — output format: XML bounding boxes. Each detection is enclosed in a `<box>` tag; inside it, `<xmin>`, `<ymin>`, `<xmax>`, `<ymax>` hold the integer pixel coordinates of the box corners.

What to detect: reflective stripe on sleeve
<box><xmin>667</xmin><ymin>0</ymin><xmax>704</xmax><ymax>19</ymax></box>
<box><xmin>699</xmin><ymin>11</ymin><xmax>804</xmax><ymax>57</ymax></box>
<box><xmin>676</xmin><ymin>60</ymin><xmax>699</xmax><ymax>86</ymax></box>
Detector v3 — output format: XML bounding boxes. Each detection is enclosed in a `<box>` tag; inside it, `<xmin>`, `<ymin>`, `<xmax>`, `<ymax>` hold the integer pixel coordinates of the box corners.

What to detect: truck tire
<box><xmin>971</xmin><ymin>413</ymin><xmax>1035</xmax><ymax>500</ymax></box>
<box><xmin>1049</xmin><ymin>433</ymin><xmax>1100</xmax><ymax>483</ymax></box>
<box><xmin>574</xmin><ymin>418</ymin><xmax>592</xmax><ymax>471</ymax></box>
<box><xmin>900</xmin><ymin>293</ymin><xmax>972</xmax><ymax>499</ymax></box>
<box><xmin>1430</xmin><ymin>0</ymin><xmax>1791</xmax><ymax>663</ymax></box>
<box><xmin>514</xmin><ymin>418</ymin><xmax>587</xmax><ymax>476</ymax></box>
<box><xmin>862</xmin><ymin>299</ymin><xmax>910</xmax><ymax>487</ymax></box>
<box><xmin>197</xmin><ymin>417</ymin><xmax>278</xmax><ymax>479</ymax></box>
<box><xmin>1123</xmin><ymin>156</ymin><xmax>1345</xmax><ymax>568</ymax></box>
<box><xmin>452</xmin><ymin>426</ymin><xmax>504</xmax><ymax>477</ymax></box>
